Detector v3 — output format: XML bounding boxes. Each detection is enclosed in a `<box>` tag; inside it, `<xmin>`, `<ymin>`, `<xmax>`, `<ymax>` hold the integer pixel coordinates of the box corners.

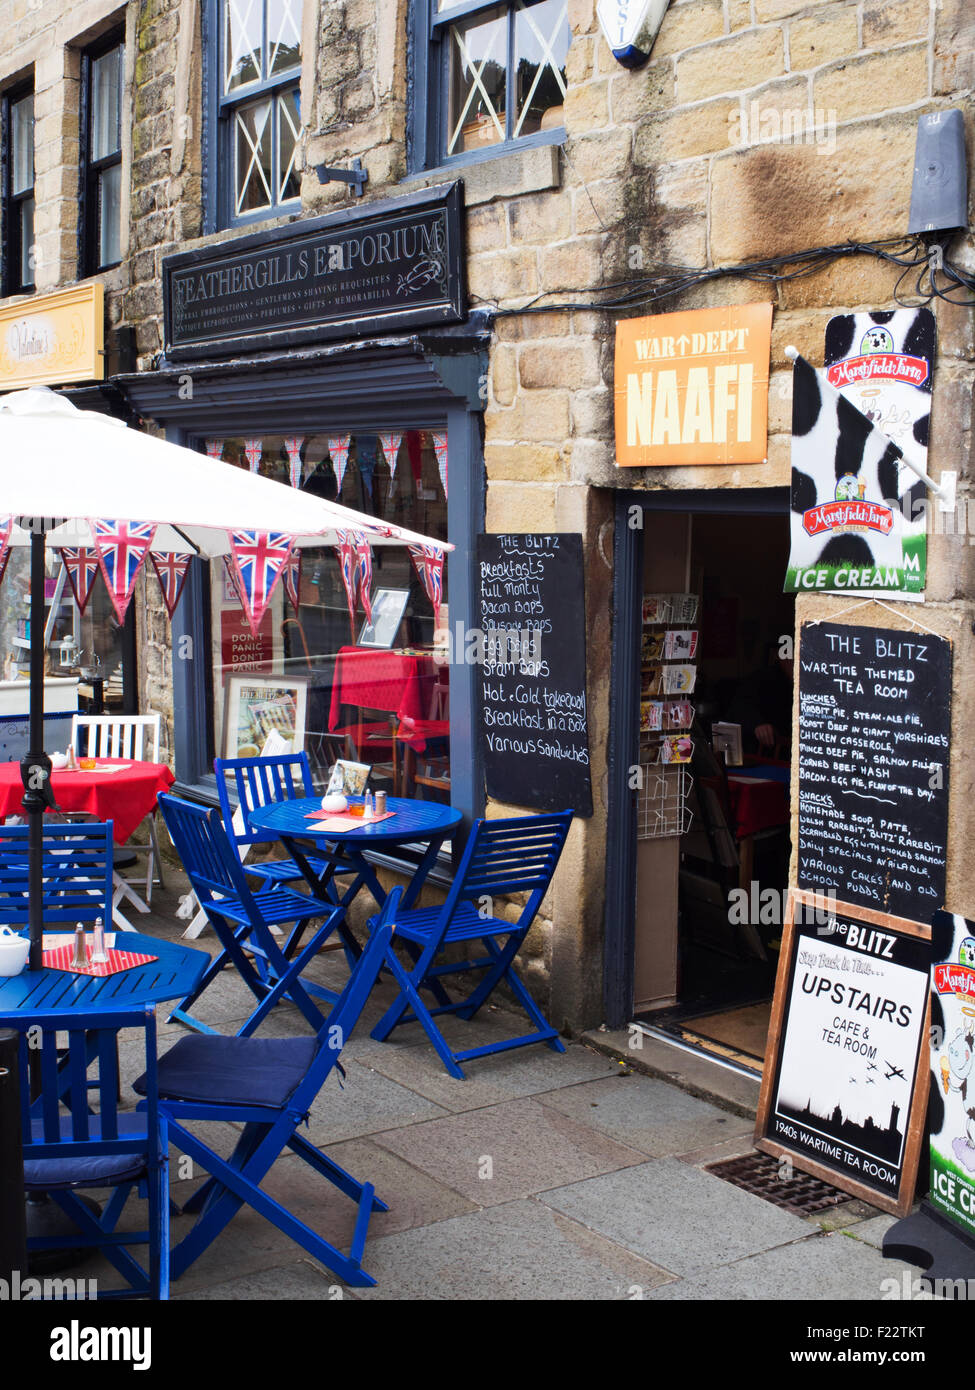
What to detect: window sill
<box><xmin>401</xmin><ymin>137</ymin><xmax>562</xmax><ymax>206</ymax></box>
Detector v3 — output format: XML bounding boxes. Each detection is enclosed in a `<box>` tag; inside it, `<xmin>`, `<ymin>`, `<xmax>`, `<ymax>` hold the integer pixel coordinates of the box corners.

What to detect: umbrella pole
<box><xmin>21</xmin><ymin>528</ymin><xmax>54</xmax><ymax>973</ymax></box>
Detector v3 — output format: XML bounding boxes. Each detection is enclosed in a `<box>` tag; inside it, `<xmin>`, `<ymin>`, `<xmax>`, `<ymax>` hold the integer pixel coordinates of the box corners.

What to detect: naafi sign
<box><xmin>614</xmin><ymin>303</ymin><xmax>773</xmax><ymax>466</ymax></box>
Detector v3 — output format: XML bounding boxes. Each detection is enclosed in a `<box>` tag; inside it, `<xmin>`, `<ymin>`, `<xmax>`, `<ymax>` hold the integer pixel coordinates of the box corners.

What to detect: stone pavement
<box><xmin>86</xmin><ymin>877</ymin><xmax>927</xmax><ymax>1302</ymax></box>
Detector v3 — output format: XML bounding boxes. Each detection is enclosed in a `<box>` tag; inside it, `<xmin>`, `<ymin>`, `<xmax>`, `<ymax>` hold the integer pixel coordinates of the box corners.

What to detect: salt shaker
<box><xmin>91</xmin><ymin>916</ymin><xmax>108</xmax><ymax>964</ymax></box>
<box><xmin>71</xmin><ymin>924</ymin><xmax>88</xmax><ymax>969</ymax></box>
<box><xmin>363</xmin><ymin>791</ymin><xmax>375</xmax><ymax>819</ymax></box>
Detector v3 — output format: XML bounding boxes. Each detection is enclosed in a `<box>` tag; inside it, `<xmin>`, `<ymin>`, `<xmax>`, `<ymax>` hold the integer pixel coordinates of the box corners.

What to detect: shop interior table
<box><xmin>0</xmin><ymin>758</ymin><xmax>175</xmax><ymax>930</ymax></box>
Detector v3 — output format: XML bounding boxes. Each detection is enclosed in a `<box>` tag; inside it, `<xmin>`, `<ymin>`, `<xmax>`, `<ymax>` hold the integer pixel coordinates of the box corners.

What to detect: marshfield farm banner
<box><xmin>785</xmin><ymin>316</ymin><xmax>932</xmax><ymax>597</ymax></box>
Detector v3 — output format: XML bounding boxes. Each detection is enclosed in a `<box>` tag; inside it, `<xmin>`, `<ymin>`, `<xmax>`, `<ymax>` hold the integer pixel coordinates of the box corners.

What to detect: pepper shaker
<box><xmin>375</xmin><ymin>790</ymin><xmax>387</xmax><ymax>817</ymax></box>
<box><xmin>71</xmin><ymin>924</ymin><xmax>88</xmax><ymax>970</ymax></box>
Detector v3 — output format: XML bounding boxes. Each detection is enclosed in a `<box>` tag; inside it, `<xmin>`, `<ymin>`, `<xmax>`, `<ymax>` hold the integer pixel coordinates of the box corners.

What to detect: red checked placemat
<box><xmin>42</xmin><ymin>942</ymin><xmax>158</xmax><ymax>976</ymax></box>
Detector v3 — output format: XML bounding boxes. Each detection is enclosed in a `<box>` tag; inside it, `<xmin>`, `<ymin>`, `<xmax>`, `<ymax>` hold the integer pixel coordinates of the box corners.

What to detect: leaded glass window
<box><xmin>220</xmin><ymin>0</ymin><xmax>303</xmax><ymax>223</ymax></box>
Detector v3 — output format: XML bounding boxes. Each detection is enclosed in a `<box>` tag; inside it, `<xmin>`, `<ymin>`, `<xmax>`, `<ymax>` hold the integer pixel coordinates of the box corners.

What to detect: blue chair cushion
<box><xmin>134</xmin><ymin>1035</ymin><xmax>319</xmax><ymax>1108</ymax></box>
<box><xmin>24</xmin><ymin>1113</ymin><xmax>149</xmax><ymax>1190</ymax></box>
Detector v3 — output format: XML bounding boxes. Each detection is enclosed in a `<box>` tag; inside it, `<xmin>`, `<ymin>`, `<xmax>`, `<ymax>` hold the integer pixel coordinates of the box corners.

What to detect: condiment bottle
<box><xmin>66</xmin><ymin>745</ymin><xmax>77</xmax><ymax>770</ymax></box>
<box><xmin>71</xmin><ymin>924</ymin><xmax>87</xmax><ymax>969</ymax></box>
<box><xmin>91</xmin><ymin>917</ymin><xmax>108</xmax><ymax>964</ymax></box>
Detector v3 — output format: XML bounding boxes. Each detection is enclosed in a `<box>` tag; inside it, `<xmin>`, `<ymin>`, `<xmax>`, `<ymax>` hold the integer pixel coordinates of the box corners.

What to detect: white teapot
<box><xmin>0</xmin><ymin>926</ymin><xmax>30</xmax><ymax>976</ymax></box>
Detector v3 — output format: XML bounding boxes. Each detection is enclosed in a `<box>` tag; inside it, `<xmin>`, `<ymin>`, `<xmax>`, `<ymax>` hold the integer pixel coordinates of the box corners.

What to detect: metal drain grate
<box><xmin>705</xmin><ymin>1151</ymin><xmax>848</xmax><ymax>1216</ymax></box>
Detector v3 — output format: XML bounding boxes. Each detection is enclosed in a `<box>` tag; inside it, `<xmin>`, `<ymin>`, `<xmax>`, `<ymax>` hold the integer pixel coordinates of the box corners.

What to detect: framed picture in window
<box><xmin>223</xmin><ymin>674</ymin><xmax>308</xmax><ymax>758</ymax></box>
<box><xmin>356</xmin><ymin>588</ymin><xmax>410</xmax><ymax>649</ymax></box>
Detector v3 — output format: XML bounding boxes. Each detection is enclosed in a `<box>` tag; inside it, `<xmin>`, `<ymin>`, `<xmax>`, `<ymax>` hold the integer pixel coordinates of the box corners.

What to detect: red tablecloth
<box><xmin>0</xmin><ymin>759</ymin><xmax>174</xmax><ymax>844</ymax></box>
<box><xmin>328</xmin><ymin>647</ymin><xmax>436</xmax><ymax>732</ymax></box>
<box><xmin>723</xmin><ymin>774</ymin><xmax>790</xmax><ymax>839</ymax></box>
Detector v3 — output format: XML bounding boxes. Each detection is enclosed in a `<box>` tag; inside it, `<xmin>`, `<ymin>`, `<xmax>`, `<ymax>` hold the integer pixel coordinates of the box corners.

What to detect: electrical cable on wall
<box><xmin>483</xmin><ymin>233</ymin><xmax>975</xmax><ymax>319</ymax></box>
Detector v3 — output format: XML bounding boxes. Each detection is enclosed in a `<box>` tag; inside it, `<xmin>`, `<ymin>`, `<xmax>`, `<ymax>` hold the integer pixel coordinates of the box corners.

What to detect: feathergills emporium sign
<box><xmin>162</xmin><ymin>184</ymin><xmax>465</xmax><ymax>360</ymax></box>
<box><xmin>614</xmin><ymin>303</ymin><xmax>773</xmax><ymax>466</ymax></box>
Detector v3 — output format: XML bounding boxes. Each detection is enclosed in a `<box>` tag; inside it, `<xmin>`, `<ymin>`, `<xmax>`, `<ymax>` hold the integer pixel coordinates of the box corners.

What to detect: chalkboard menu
<box><xmin>756</xmin><ymin>892</ymin><xmax>930</xmax><ymax>1217</ymax></box>
<box><xmin>476</xmin><ymin>534</ymin><xmax>592</xmax><ymax>817</ymax></box>
<box><xmin>797</xmin><ymin>621</ymin><xmax>952</xmax><ymax>923</ymax></box>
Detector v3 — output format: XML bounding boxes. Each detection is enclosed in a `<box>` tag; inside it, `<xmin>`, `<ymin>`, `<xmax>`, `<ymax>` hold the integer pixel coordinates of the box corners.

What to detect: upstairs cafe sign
<box><xmin>614</xmin><ymin>302</ymin><xmax>773</xmax><ymax>466</ymax></box>
<box><xmin>163</xmin><ymin>183</ymin><xmax>465</xmax><ymax>360</ymax></box>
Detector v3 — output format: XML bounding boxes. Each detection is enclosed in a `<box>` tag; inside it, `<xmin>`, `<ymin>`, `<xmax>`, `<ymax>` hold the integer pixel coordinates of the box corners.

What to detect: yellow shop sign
<box><xmin>0</xmin><ymin>284</ymin><xmax>105</xmax><ymax>389</ymax></box>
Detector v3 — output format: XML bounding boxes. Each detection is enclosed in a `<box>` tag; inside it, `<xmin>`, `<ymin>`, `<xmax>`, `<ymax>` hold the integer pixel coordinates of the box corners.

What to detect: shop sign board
<box><xmin>162</xmin><ymin>183</ymin><xmax>465</xmax><ymax>360</ymax></box>
<box><xmin>784</xmin><ymin>309</ymin><xmax>934</xmax><ymax>597</ymax></box>
<box><xmin>0</xmin><ymin>284</ymin><xmax>105</xmax><ymax>389</ymax></box>
<box><xmin>756</xmin><ymin>891</ymin><xmax>931</xmax><ymax>1217</ymax></box>
<box><xmin>796</xmin><ymin>620</ymin><xmax>951</xmax><ymax>926</ymax></box>
<box><xmin>613</xmin><ymin>302</ymin><xmax>772</xmax><ymax>466</ymax></box>
<box><xmin>930</xmin><ymin>910</ymin><xmax>975</xmax><ymax>1240</ymax></box>
<box><xmin>475</xmin><ymin>533</ymin><xmax>592</xmax><ymax>817</ymax></box>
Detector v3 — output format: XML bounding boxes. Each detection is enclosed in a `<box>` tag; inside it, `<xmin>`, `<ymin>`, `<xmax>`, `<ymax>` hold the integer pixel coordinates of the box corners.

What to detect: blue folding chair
<box><xmin>369</xmin><ymin>811</ymin><xmax>573</xmax><ymax>1078</ymax></box>
<box><xmin>14</xmin><ymin>1005</ymin><xmax>170</xmax><ymax>1299</ymax></box>
<box><xmin>134</xmin><ymin>889</ymin><xmax>400</xmax><ymax>1289</ymax></box>
<box><xmin>215</xmin><ymin>752</ymin><xmax>363</xmax><ymax>962</ymax></box>
<box><xmin>0</xmin><ymin>821</ymin><xmax>114</xmax><ymax>928</ymax></box>
<box><xmin>159</xmin><ymin>794</ymin><xmax>346</xmax><ymax>1037</ymax></box>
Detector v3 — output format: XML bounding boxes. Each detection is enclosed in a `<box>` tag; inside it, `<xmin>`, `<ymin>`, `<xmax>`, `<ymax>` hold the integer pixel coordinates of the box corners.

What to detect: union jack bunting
<box><xmin>282</xmin><ymin>548</ymin><xmax>302</xmax><ymax>617</ymax></box>
<box><xmin>227</xmin><ymin>530</ymin><xmax>295</xmax><ymax>636</ymax></box>
<box><xmin>354</xmin><ymin>535</ymin><xmax>373</xmax><ymax>623</ymax></box>
<box><xmin>431</xmin><ymin>431</ymin><xmax>448</xmax><ymax>498</ymax></box>
<box><xmin>408</xmin><ymin>543</ymin><xmax>444</xmax><ymax>628</ymax></box>
<box><xmin>91</xmin><ymin>520</ymin><xmax>158</xmax><ymax>623</ymax></box>
<box><xmin>223</xmin><ymin>555</ymin><xmax>243</xmax><ymax>605</ymax></box>
<box><xmin>243</xmin><ymin>438</ymin><xmax>264</xmax><ymax>472</ymax></box>
<box><xmin>61</xmin><ymin>548</ymin><xmax>100</xmax><ymax>615</ymax></box>
<box><xmin>205</xmin><ymin>439</ymin><xmax>225</xmax><ymax>460</ymax></box>
<box><xmin>327</xmin><ymin>436</ymin><xmax>352</xmax><ymax>494</ymax></box>
<box><xmin>334</xmin><ymin>528</ymin><xmax>360</xmax><ymax>638</ymax></box>
<box><xmin>284</xmin><ymin>436</ymin><xmax>305</xmax><ymax>489</ymax></box>
<box><xmin>378</xmin><ymin>432</ymin><xmax>402</xmax><ymax>481</ymax></box>
<box><xmin>150</xmin><ymin>552</ymin><xmax>192</xmax><ymax>620</ymax></box>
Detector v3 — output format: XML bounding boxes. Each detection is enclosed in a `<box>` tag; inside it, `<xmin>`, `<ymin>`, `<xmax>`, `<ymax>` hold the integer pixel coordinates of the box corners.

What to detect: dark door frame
<box><xmin>602</xmin><ymin>485</ymin><xmax>790</xmax><ymax>1029</ymax></box>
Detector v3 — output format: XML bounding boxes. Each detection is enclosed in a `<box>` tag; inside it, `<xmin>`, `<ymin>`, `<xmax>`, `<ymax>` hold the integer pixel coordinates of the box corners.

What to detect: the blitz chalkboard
<box><xmin>476</xmin><ymin>534</ymin><xmax>592</xmax><ymax>817</ymax></box>
<box><xmin>797</xmin><ymin>621</ymin><xmax>951</xmax><ymax>924</ymax></box>
<box><xmin>756</xmin><ymin>892</ymin><xmax>930</xmax><ymax>1217</ymax></box>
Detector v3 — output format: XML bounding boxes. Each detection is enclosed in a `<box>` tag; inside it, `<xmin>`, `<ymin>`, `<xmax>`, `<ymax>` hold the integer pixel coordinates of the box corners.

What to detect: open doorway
<box><xmin>630</xmin><ymin>503</ymin><xmax>795</xmax><ymax>1074</ymax></box>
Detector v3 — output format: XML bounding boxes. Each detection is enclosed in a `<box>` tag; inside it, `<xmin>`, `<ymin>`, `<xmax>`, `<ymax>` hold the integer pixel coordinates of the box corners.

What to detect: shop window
<box><xmin>0</xmin><ymin>547</ymin><xmax>129</xmax><ymax>719</ymax></box>
<box><xmin>410</xmin><ymin>0</ymin><xmax>568</xmax><ymax>169</ymax></box>
<box><xmin>207</xmin><ymin>0</ymin><xmax>303</xmax><ymax>228</ymax></box>
<box><xmin>2</xmin><ymin>82</ymin><xmax>35</xmax><ymax>296</ymax></box>
<box><xmin>80</xmin><ymin>34</ymin><xmax>124</xmax><ymax>274</ymax></box>
<box><xmin>205</xmin><ymin>431</ymin><xmax>451</xmax><ymax>799</ymax></box>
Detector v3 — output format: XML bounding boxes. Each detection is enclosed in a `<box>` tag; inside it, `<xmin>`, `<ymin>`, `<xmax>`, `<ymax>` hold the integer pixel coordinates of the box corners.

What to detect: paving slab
<box><xmin>645</xmin><ymin>1228</ymin><xmax>926</xmax><ymax>1300</ymax></box>
<box><xmin>844</xmin><ymin>1213</ymin><xmax>899</xmax><ymax>1249</ymax></box>
<box><xmin>354</xmin><ymin>1199</ymin><xmax>675</xmax><ymax>1301</ymax></box>
<box><xmin>536</xmin><ymin>1073</ymin><xmax>755</xmax><ymax>1156</ymax></box>
<box><xmin>540</xmin><ymin>1157</ymin><xmax>812</xmax><ymax>1277</ymax></box>
<box><xmin>374</xmin><ymin>1096</ymin><xmax>646</xmax><ymax>1206</ymax></box>
<box><xmin>584</xmin><ymin>1027</ymin><xmax>761</xmax><ymax>1118</ymax></box>
<box><xmin>361</xmin><ymin>1038</ymin><xmax>624</xmax><ymax>1112</ymax></box>
<box><xmin>176</xmin><ymin>1259</ymin><xmax>357</xmax><ymax>1301</ymax></box>
<box><xmin>299</xmin><ymin>1056</ymin><xmax>450</xmax><ymax>1145</ymax></box>
<box><xmin>258</xmin><ymin>1137</ymin><xmax>479</xmax><ymax>1237</ymax></box>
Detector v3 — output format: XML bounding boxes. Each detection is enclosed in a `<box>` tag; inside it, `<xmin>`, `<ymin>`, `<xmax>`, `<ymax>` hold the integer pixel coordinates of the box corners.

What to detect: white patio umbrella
<box><xmin>0</xmin><ymin>386</ymin><xmax>452</xmax><ymax>967</ymax></box>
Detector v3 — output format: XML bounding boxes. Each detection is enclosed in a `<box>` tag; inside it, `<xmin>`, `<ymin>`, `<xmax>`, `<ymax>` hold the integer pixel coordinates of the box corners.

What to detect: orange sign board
<box><xmin>0</xmin><ymin>284</ymin><xmax>105</xmax><ymax>390</ymax></box>
<box><xmin>614</xmin><ymin>302</ymin><xmax>773</xmax><ymax>466</ymax></box>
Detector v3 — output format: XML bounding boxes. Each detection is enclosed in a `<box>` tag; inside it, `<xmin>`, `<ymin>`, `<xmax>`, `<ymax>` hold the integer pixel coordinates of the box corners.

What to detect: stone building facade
<box><xmin>0</xmin><ymin>0</ymin><xmax>972</xmax><ymax>1034</ymax></box>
